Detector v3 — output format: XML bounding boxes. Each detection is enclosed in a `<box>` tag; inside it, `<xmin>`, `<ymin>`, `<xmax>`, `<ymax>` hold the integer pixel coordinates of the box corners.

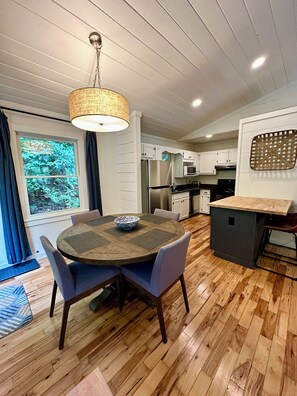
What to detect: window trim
<box><xmin>16</xmin><ymin>131</ymin><xmax>87</xmax><ymax>222</ymax></box>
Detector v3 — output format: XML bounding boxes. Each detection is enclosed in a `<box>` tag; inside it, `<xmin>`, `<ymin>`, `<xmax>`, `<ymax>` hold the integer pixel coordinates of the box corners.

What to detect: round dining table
<box><xmin>57</xmin><ymin>213</ymin><xmax>185</xmax><ymax>311</ymax></box>
<box><xmin>57</xmin><ymin>213</ymin><xmax>185</xmax><ymax>266</ymax></box>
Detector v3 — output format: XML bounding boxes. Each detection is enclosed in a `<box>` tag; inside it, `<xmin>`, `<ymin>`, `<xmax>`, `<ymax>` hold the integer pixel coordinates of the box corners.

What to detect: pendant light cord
<box><xmin>93</xmin><ymin>46</ymin><xmax>102</xmax><ymax>88</ymax></box>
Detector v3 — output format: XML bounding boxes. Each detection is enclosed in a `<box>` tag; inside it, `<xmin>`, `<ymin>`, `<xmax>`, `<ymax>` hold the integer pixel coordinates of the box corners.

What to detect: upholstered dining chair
<box><xmin>121</xmin><ymin>232</ymin><xmax>191</xmax><ymax>343</ymax></box>
<box><xmin>40</xmin><ymin>236</ymin><xmax>121</xmax><ymax>349</ymax></box>
<box><xmin>154</xmin><ymin>208</ymin><xmax>180</xmax><ymax>221</ymax></box>
<box><xmin>71</xmin><ymin>209</ymin><xmax>101</xmax><ymax>225</ymax></box>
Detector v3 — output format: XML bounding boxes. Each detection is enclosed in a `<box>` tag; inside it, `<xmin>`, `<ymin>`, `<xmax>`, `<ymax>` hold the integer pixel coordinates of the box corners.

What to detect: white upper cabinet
<box><xmin>182</xmin><ymin>150</ymin><xmax>196</xmax><ymax>161</ymax></box>
<box><xmin>141</xmin><ymin>143</ymin><xmax>237</xmax><ymax>175</ymax></box>
<box><xmin>141</xmin><ymin>143</ymin><xmax>156</xmax><ymax>159</ymax></box>
<box><xmin>155</xmin><ymin>146</ymin><xmax>163</xmax><ymax>161</ymax></box>
<box><xmin>228</xmin><ymin>149</ymin><xmax>238</xmax><ymax>163</ymax></box>
<box><xmin>198</xmin><ymin>151</ymin><xmax>217</xmax><ymax>175</ymax></box>
<box><xmin>141</xmin><ymin>144</ymin><xmax>183</xmax><ymax>160</ymax></box>
<box><xmin>216</xmin><ymin>148</ymin><xmax>238</xmax><ymax>164</ymax></box>
<box><xmin>163</xmin><ymin>146</ymin><xmax>182</xmax><ymax>155</ymax></box>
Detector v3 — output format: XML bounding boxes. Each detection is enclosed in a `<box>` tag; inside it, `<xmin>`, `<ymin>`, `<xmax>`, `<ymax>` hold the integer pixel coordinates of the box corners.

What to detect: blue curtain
<box><xmin>0</xmin><ymin>111</ymin><xmax>32</xmax><ymax>264</ymax></box>
<box><xmin>86</xmin><ymin>131</ymin><xmax>103</xmax><ymax>214</ymax></box>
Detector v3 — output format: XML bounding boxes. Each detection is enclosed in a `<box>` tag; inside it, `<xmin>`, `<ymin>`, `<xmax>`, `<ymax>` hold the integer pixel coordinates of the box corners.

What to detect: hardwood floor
<box><xmin>1</xmin><ymin>215</ymin><xmax>297</xmax><ymax>396</ymax></box>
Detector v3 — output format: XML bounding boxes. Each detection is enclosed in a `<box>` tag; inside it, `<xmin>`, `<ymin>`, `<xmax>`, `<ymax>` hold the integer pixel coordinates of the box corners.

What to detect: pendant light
<box><xmin>69</xmin><ymin>32</ymin><xmax>129</xmax><ymax>132</ymax></box>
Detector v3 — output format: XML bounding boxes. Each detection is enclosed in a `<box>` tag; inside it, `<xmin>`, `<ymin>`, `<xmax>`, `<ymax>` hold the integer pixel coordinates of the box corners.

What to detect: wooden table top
<box><xmin>57</xmin><ymin>213</ymin><xmax>185</xmax><ymax>266</ymax></box>
<box><xmin>208</xmin><ymin>196</ymin><xmax>292</xmax><ymax>215</ymax></box>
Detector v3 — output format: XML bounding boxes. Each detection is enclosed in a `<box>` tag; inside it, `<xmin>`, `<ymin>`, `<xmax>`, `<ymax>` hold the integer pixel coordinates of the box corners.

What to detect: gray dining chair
<box><xmin>71</xmin><ymin>209</ymin><xmax>101</xmax><ymax>225</ymax></box>
<box><xmin>154</xmin><ymin>208</ymin><xmax>180</xmax><ymax>221</ymax></box>
<box><xmin>120</xmin><ymin>232</ymin><xmax>191</xmax><ymax>343</ymax></box>
<box><xmin>40</xmin><ymin>236</ymin><xmax>121</xmax><ymax>349</ymax></box>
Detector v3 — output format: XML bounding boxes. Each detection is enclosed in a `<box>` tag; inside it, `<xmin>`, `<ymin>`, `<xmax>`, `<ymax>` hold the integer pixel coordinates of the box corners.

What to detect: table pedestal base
<box><xmin>89</xmin><ymin>285</ymin><xmax>116</xmax><ymax>312</ymax></box>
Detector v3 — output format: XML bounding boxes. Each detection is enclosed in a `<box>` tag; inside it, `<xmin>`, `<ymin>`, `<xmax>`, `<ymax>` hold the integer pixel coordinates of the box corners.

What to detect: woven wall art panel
<box><xmin>250</xmin><ymin>129</ymin><xmax>297</xmax><ymax>171</ymax></box>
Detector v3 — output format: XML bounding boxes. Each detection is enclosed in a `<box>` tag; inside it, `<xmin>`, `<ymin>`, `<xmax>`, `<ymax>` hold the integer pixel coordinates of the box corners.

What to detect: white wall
<box><xmin>97</xmin><ymin>132</ymin><xmax>120</xmax><ymax>215</ymax></box>
<box><xmin>237</xmin><ymin>106</ymin><xmax>297</xmax><ymax>247</ymax></box>
<box><xmin>142</xmin><ymin>132</ymin><xmax>195</xmax><ymax>151</ymax></box>
<box><xmin>183</xmin><ymin>80</ymin><xmax>297</xmax><ymax>141</ymax></box>
<box><xmin>195</xmin><ymin>138</ymin><xmax>238</xmax><ymax>152</ymax></box>
<box><xmin>117</xmin><ymin>112</ymin><xmax>142</xmax><ymax>213</ymax></box>
<box><xmin>98</xmin><ymin>111</ymin><xmax>142</xmax><ymax>215</ymax></box>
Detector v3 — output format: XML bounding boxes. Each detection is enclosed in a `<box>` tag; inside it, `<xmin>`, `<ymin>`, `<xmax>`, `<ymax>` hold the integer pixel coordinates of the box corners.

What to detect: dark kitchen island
<box><xmin>209</xmin><ymin>196</ymin><xmax>292</xmax><ymax>268</ymax></box>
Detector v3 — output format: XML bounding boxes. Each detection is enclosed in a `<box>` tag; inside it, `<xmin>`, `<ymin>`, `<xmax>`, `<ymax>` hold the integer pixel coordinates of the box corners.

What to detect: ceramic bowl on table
<box><xmin>114</xmin><ymin>216</ymin><xmax>140</xmax><ymax>231</ymax></box>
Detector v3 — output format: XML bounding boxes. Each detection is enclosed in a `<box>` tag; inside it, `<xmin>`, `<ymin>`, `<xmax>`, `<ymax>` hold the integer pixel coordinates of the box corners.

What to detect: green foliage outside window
<box><xmin>20</xmin><ymin>137</ymin><xmax>80</xmax><ymax>215</ymax></box>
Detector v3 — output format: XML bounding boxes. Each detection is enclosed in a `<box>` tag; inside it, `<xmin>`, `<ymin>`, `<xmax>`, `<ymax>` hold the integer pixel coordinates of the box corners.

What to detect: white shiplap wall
<box><xmin>237</xmin><ymin>106</ymin><xmax>297</xmax><ymax>247</ymax></box>
<box><xmin>117</xmin><ymin>112</ymin><xmax>142</xmax><ymax>213</ymax></box>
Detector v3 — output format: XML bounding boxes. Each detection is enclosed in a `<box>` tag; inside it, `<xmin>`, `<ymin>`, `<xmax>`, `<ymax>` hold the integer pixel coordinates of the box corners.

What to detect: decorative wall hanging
<box><xmin>250</xmin><ymin>129</ymin><xmax>297</xmax><ymax>171</ymax></box>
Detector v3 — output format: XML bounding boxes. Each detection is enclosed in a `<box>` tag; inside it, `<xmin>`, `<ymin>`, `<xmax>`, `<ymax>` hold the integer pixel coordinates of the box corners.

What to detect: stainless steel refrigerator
<box><xmin>141</xmin><ymin>159</ymin><xmax>172</xmax><ymax>213</ymax></box>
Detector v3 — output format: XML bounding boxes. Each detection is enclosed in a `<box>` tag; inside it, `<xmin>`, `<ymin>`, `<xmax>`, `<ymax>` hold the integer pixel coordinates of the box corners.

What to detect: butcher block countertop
<box><xmin>209</xmin><ymin>196</ymin><xmax>292</xmax><ymax>216</ymax></box>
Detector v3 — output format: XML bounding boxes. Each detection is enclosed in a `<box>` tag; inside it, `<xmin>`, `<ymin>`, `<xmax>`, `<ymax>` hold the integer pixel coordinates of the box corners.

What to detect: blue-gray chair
<box><xmin>40</xmin><ymin>236</ymin><xmax>121</xmax><ymax>349</ymax></box>
<box><xmin>154</xmin><ymin>208</ymin><xmax>180</xmax><ymax>222</ymax></box>
<box><xmin>121</xmin><ymin>232</ymin><xmax>191</xmax><ymax>343</ymax></box>
<box><xmin>71</xmin><ymin>209</ymin><xmax>101</xmax><ymax>225</ymax></box>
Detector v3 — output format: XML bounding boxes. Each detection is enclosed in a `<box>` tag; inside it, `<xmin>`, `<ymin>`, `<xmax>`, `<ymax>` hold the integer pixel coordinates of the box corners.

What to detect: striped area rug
<box><xmin>0</xmin><ymin>284</ymin><xmax>33</xmax><ymax>338</ymax></box>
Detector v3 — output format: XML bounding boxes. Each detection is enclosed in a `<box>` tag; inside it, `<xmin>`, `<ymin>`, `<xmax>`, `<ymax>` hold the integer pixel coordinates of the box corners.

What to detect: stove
<box><xmin>213</xmin><ymin>179</ymin><xmax>235</xmax><ymax>201</ymax></box>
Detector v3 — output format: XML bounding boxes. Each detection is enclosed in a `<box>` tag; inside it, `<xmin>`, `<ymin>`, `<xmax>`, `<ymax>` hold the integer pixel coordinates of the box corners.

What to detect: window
<box><xmin>19</xmin><ymin>136</ymin><xmax>80</xmax><ymax>215</ymax></box>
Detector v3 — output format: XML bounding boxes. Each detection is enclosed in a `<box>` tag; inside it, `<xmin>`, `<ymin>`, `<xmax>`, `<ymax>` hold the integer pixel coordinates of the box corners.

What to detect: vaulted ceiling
<box><xmin>1</xmin><ymin>0</ymin><xmax>297</xmax><ymax>143</ymax></box>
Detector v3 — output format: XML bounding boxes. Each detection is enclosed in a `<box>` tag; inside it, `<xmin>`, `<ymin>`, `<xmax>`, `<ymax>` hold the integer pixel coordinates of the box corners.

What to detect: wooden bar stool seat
<box><xmin>263</xmin><ymin>212</ymin><xmax>297</xmax><ymax>261</ymax></box>
<box><xmin>258</xmin><ymin>213</ymin><xmax>297</xmax><ymax>280</ymax></box>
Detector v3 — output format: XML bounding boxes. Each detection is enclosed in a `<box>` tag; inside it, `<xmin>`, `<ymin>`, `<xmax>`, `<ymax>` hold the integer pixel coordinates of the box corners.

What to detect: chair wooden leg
<box><xmin>49</xmin><ymin>281</ymin><xmax>57</xmax><ymax>317</ymax></box>
<box><xmin>59</xmin><ymin>301</ymin><xmax>70</xmax><ymax>350</ymax></box>
<box><xmin>180</xmin><ymin>274</ymin><xmax>190</xmax><ymax>312</ymax></box>
<box><xmin>154</xmin><ymin>297</ymin><xmax>167</xmax><ymax>343</ymax></box>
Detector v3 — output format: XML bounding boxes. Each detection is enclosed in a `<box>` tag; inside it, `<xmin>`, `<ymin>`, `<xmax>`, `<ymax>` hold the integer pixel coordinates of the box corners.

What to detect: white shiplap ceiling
<box><xmin>1</xmin><ymin>0</ymin><xmax>297</xmax><ymax>143</ymax></box>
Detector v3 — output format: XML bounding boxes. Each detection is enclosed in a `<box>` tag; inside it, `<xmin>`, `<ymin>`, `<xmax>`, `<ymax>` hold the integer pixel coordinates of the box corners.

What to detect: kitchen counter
<box><xmin>209</xmin><ymin>196</ymin><xmax>292</xmax><ymax>216</ymax></box>
<box><xmin>171</xmin><ymin>183</ymin><xmax>217</xmax><ymax>194</ymax></box>
<box><xmin>171</xmin><ymin>187</ymin><xmax>200</xmax><ymax>194</ymax></box>
<box><xmin>209</xmin><ymin>195</ymin><xmax>292</xmax><ymax>268</ymax></box>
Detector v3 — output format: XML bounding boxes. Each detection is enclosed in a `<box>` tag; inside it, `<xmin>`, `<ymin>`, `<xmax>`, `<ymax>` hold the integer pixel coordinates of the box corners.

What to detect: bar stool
<box><xmin>257</xmin><ymin>213</ymin><xmax>297</xmax><ymax>280</ymax></box>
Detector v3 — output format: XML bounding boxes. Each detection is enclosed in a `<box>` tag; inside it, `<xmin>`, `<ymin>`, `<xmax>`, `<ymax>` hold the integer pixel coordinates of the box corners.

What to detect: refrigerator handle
<box><xmin>147</xmin><ymin>160</ymin><xmax>151</xmax><ymax>213</ymax></box>
<box><xmin>165</xmin><ymin>162</ymin><xmax>173</xmax><ymax>185</ymax></box>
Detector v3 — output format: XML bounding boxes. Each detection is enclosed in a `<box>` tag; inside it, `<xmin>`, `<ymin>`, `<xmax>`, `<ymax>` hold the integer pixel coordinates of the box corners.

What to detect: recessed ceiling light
<box><xmin>206</xmin><ymin>134</ymin><xmax>212</xmax><ymax>138</ymax></box>
<box><xmin>251</xmin><ymin>56</ymin><xmax>266</xmax><ymax>69</ymax></box>
<box><xmin>192</xmin><ymin>98</ymin><xmax>202</xmax><ymax>108</ymax></box>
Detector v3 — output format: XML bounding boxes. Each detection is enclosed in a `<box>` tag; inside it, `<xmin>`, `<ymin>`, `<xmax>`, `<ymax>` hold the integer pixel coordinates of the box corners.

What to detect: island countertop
<box><xmin>209</xmin><ymin>196</ymin><xmax>292</xmax><ymax>216</ymax></box>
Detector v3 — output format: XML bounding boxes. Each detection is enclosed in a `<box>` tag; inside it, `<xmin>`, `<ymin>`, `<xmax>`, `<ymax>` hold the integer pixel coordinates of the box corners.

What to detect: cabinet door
<box><xmin>216</xmin><ymin>150</ymin><xmax>229</xmax><ymax>164</ymax></box>
<box><xmin>199</xmin><ymin>152</ymin><xmax>216</xmax><ymax>174</ymax></box>
<box><xmin>142</xmin><ymin>143</ymin><xmax>155</xmax><ymax>159</ymax></box>
<box><xmin>172</xmin><ymin>193</ymin><xmax>189</xmax><ymax>220</ymax></box>
<box><xmin>173</xmin><ymin>153</ymin><xmax>184</xmax><ymax>177</ymax></box>
<box><xmin>181</xmin><ymin>197</ymin><xmax>190</xmax><ymax>220</ymax></box>
<box><xmin>155</xmin><ymin>146</ymin><xmax>163</xmax><ymax>161</ymax></box>
<box><xmin>194</xmin><ymin>153</ymin><xmax>200</xmax><ymax>173</ymax></box>
<box><xmin>183</xmin><ymin>151</ymin><xmax>195</xmax><ymax>161</ymax></box>
<box><xmin>172</xmin><ymin>198</ymin><xmax>183</xmax><ymax>218</ymax></box>
<box><xmin>228</xmin><ymin>148</ymin><xmax>238</xmax><ymax>163</ymax></box>
<box><xmin>200</xmin><ymin>190</ymin><xmax>210</xmax><ymax>214</ymax></box>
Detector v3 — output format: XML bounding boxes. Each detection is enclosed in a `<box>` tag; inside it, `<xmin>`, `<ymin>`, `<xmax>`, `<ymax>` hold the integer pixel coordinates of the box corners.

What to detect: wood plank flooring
<box><xmin>0</xmin><ymin>215</ymin><xmax>297</xmax><ymax>395</ymax></box>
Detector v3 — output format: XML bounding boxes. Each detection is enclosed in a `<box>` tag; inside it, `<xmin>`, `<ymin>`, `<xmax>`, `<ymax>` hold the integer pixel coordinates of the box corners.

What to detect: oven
<box><xmin>213</xmin><ymin>179</ymin><xmax>235</xmax><ymax>201</ymax></box>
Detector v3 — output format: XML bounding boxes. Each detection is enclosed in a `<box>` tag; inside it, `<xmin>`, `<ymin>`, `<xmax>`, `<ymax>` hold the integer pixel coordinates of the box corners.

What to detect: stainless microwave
<box><xmin>184</xmin><ymin>165</ymin><xmax>197</xmax><ymax>175</ymax></box>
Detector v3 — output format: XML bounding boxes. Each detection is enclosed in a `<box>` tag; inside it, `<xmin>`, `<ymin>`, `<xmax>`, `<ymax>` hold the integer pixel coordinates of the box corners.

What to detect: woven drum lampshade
<box><xmin>69</xmin><ymin>87</ymin><xmax>129</xmax><ymax>132</ymax></box>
